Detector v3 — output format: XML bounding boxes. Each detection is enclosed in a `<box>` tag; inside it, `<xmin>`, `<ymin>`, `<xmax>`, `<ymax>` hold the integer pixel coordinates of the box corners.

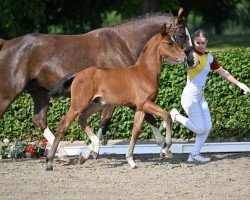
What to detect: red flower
<box><xmin>40</xmin><ymin>139</ymin><xmax>47</xmax><ymax>148</ymax></box>
<box><xmin>24</xmin><ymin>144</ymin><xmax>36</xmax><ymax>157</ymax></box>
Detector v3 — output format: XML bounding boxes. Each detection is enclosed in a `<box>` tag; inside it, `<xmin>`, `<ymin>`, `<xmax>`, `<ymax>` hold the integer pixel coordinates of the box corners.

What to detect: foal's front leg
<box><xmin>130</xmin><ymin>107</ymin><xmax>165</xmax><ymax>148</ymax></box>
<box><xmin>144</xmin><ymin>113</ymin><xmax>165</xmax><ymax>148</ymax></box>
<box><xmin>126</xmin><ymin>111</ymin><xmax>145</xmax><ymax>168</ymax></box>
<box><xmin>142</xmin><ymin>101</ymin><xmax>173</xmax><ymax>158</ymax></box>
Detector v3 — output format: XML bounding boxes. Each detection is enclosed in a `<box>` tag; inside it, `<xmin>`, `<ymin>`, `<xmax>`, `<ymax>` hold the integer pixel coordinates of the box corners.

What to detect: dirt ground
<box><xmin>0</xmin><ymin>152</ymin><xmax>249</xmax><ymax>200</ymax></box>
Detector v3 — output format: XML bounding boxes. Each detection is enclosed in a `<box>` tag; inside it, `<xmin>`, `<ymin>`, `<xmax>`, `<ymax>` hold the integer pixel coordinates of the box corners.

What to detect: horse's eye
<box><xmin>179</xmin><ymin>34</ymin><xmax>186</xmax><ymax>39</ymax></box>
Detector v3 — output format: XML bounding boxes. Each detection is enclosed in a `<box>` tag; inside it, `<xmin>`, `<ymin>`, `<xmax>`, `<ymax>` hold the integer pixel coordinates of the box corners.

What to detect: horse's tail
<box><xmin>0</xmin><ymin>38</ymin><xmax>5</xmax><ymax>50</ymax></box>
<box><xmin>48</xmin><ymin>73</ymin><xmax>75</xmax><ymax>98</ymax></box>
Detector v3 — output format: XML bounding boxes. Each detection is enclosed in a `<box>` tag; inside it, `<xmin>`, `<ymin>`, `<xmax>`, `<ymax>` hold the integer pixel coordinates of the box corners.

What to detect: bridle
<box><xmin>171</xmin><ymin>24</ymin><xmax>194</xmax><ymax>52</ymax></box>
<box><xmin>171</xmin><ymin>24</ymin><xmax>195</xmax><ymax>68</ymax></box>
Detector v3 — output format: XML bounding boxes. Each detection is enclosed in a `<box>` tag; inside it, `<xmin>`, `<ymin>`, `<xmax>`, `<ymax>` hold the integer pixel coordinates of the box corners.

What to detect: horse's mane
<box><xmin>108</xmin><ymin>12</ymin><xmax>174</xmax><ymax>28</ymax></box>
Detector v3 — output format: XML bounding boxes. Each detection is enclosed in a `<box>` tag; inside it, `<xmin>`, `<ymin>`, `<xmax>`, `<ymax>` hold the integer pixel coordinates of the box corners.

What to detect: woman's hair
<box><xmin>193</xmin><ymin>29</ymin><xmax>208</xmax><ymax>40</ymax></box>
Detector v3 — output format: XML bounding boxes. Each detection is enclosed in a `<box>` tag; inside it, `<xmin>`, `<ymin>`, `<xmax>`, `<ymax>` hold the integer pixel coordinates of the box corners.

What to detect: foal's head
<box><xmin>158</xmin><ymin>24</ymin><xmax>186</xmax><ymax>65</ymax></box>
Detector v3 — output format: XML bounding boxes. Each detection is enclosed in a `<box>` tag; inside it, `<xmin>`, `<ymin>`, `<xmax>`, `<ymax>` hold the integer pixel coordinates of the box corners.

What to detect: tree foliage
<box><xmin>179</xmin><ymin>0</ymin><xmax>250</xmax><ymax>34</ymax></box>
<box><xmin>1</xmin><ymin>0</ymin><xmax>249</xmax><ymax>38</ymax></box>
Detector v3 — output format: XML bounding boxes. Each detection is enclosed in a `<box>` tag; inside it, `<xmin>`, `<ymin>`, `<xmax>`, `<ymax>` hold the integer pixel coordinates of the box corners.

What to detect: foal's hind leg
<box><xmin>126</xmin><ymin>111</ymin><xmax>145</xmax><ymax>168</ymax></box>
<box><xmin>46</xmin><ymin>106</ymin><xmax>82</xmax><ymax>171</ymax></box>
<box><xmin>96</xmin><ymin>105</ymin><xmax>115</xmax><ymax>141</ymax></box>
<box><xmin>142</xmin><ymin>101</ymin><xmax>173</xmax><ymax>158</ymax></box>
<box><xmin>77</xmin><ymin>103</ymin><xmax>105</xmax><ymax>164</ymax></box>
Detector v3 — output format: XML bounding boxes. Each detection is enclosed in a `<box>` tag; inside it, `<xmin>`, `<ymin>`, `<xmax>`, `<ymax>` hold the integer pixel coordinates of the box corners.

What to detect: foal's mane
<box><xmin>140</xmin><ymin>34</ymin><xmax>161</xmax><ymax>54</ymax></box>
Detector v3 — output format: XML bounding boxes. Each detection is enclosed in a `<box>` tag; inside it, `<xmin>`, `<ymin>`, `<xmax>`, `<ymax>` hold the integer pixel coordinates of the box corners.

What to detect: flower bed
<box><xmin>0</xmin><ymin>138</ymin><xmax>47</xmax><ymax>159</ymax></box>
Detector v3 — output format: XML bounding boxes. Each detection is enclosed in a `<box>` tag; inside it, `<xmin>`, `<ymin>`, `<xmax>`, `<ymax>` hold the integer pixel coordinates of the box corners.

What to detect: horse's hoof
<box><xmin>91</xmin><ymin>152</ymin><xmax>98</xmax><ymax>159</ymax></box>
<box><xmin>46</xmin><ymin>160</ymin><xmax>53</xmax><ymax>171</ymax></box>
<box><xmin>79</xmin><ymin>153</ymin><xmax>87</xmax><ymax>165</ymax></box>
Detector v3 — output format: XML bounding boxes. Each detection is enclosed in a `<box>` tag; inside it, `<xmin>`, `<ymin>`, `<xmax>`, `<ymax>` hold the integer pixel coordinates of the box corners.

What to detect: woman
<box><xmin>170</xmin><ymin>29</ymin><xmax>249</xmax><ymax>163</ymax></box>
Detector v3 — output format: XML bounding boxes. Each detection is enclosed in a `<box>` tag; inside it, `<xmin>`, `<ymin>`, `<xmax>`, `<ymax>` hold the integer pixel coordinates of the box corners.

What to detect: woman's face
<box><xmin>194</xmin><ymin>36</ymin><xmax>208</xmax><ymax>53</ymax></box>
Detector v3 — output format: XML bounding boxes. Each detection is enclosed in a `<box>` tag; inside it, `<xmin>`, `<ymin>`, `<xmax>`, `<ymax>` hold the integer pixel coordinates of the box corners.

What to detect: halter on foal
<box><xmin>46</xmin><ymin>24</ymin><xmax>186</xmax><ymax>170</ymax></box>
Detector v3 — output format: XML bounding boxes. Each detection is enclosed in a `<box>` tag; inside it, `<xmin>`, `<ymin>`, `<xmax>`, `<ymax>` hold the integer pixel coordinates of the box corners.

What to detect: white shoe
<box><xmin>170</xmin><ymin>108</ymin><xmax>180</xmax><ymax>123</ymax></box>
<box><xmin>187</xmin><ymin>154</ymin><xmax>211</xmax><ymax>163</ymax></box>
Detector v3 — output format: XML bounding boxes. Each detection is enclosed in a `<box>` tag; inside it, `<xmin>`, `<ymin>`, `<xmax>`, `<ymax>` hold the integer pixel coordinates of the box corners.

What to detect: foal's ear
<box><xmin>161</xmin><ymin>23</ymin><xmax>172</xmax><ymax>37</ymax></box>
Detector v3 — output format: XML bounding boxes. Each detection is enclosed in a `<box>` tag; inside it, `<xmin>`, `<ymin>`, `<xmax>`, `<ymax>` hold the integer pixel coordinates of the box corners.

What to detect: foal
<box><xmin>46</xmin><ymin>24</ymin><xmax>186</xmax><ymax>170</ymax></box>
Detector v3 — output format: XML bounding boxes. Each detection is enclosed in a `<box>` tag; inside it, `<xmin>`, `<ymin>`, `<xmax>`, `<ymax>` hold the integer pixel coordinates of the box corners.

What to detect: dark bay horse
<box><xmin>46</xmin><ymin>24</ymin><xmax>186</xmax><ymax>170</ymax></box>
<box><xmin>0</xmin><ymin>8</ymin><xmax>193</xmax><ymax>160</ymax></box>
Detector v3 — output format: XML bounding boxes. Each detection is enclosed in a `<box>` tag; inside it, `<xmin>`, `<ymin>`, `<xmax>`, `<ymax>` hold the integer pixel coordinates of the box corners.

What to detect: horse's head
<box><xmin>158</xmin><ymin>23</ymin><xmax>186</xmax><ymax>65</ymax></box>
<box><xmin>171</xmin><ymin>8</ymin><xmax>195</xmax><ymax>68</ymax></box>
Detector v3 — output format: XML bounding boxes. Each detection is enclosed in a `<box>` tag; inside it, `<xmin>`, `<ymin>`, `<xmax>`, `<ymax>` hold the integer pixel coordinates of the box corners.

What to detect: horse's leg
<box><xmin>142</xmin><ymin>101</ymin><xmax>173</xmax><ymax>158</ymax></box>
<box><xmin>29</xmin><ymin>89</ymin><xmax>69</xmax><ymax>163</ymax></box>
<box><xmin>77</xmin><ymin>103</ymin><xmax>105</xmax><ymax>164</ymax></box>
<box><xmin>0</xmin><ymin>80</ymin><xmax>25</xmax><ymax>117</ymax></box>
<box><xmin>46</xmin><ymin>105</ymin><xmax>82</xmax><ymax>171</ymax></box>
<box><xmin>96</xmin><ymin>105</ymin><xmax>115</xmax><ymax>141</ymax></box>
<box><xmin>0</xmin><ymin>95</ymin><xmax>16</xmax><ymax>117</ymax></box>
<box><xmin>126</xmin><ymin>111</ymin><xmax>145</xmax><ymax>168</ymax></box>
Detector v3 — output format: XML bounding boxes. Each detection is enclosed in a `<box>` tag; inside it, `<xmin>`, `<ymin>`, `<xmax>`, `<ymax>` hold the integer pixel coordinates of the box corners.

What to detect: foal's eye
<box><xmin>167</xmin><ymin>42</ymin><xmax>174</xmax><ymax>47</ymax></box>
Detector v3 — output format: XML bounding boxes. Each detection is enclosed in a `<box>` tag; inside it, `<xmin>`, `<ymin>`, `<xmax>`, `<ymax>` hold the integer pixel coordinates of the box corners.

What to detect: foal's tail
<box><xmin>48</xmin><ymin>73</ymin><xmax>75</xmax><ymax>98</ymax></box>
<box><xmin>0</xmin><ymin>38</ymin><xmax>5</xmax><ymax>50</ymax></box>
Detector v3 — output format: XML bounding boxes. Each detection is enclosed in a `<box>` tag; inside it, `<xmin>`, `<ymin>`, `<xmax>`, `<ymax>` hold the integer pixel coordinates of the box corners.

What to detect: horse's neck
<box><xmin>112</xmin><ymin>16</ymin><xmax>174</xmax><ymax>58</ymax></box>
<box><xmin>134</xmin><ymin>35</ymin><xmax>161</xmax><ymax>82</ymax></box>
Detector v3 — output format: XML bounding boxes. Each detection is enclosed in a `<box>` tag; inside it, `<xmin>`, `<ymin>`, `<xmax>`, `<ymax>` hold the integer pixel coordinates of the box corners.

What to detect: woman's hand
<box><xmin>237</xmin><ymin>82</ymin><xmax>250</xmax><ymax>94</ymax></box>
<box><xmin>217</xmin><ymin>69</ymin><xmax>249</xmax><ymax>94</ymax></box>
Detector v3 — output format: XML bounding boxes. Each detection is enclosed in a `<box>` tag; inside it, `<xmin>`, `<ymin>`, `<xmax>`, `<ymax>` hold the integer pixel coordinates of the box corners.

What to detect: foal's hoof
<box><xmin>165</xmin><ymin>150</ymin><xmax>173</xmax><ymax>158</ymax></box>
<box><xmin>131</xmin><ymin>164</ymin><xmax>138</xmax><ymax>169</ymax></box>
<box><xmin>91</xmin><ymin>152</ymin><xmax>99</xmax><ymax>159</ymax></box>
<box><xmin>79</xmin><ymin>152</ymin><xmax>87</xmax><ymax>165</ymax></box>
<box><xmin>126</xmin><ymin>157</ymin><xmax>137</xmax><ymax>169</ymax></box>
<box><xmin>58</xmin><ymin>155</ymin><xmax>70</xmax><ymax>164</ymax></box>
<box><xmin>46</xmin><ymin>158</ymin><xmax>54</xmax><ymax>171</ymax></box>
<box><xmin>160</xmin><ymin>149</ymin><xmax>173</xmax><ymax>159</ymax></box>
<box><xmin>46</xmin><ymin>165</ymin><xmax>53</xmax><ymax>171</ymax></box>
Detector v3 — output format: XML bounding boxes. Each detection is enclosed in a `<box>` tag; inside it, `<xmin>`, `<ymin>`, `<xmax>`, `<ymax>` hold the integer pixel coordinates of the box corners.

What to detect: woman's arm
<box><xmin>217</xmin><ymin>68</ymin><xmax>250</xmax><ymax>94</ymax></box>
<box><xmin>217</xmin><ymin>68</ymin><xmax>239</xmax><ymax>84</ymax></box>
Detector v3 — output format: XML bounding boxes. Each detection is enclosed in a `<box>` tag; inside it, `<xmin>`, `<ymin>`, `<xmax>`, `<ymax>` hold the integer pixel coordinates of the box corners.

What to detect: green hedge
<box><xmin>0</xmin><ymin>48</ymin><xmax>249</xmax><ymax>142</ymax></box>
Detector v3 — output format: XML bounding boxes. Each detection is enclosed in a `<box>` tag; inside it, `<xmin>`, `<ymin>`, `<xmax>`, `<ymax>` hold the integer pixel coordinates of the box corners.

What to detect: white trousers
<box><xmin>176</xmin><ymin>83</ymin><xmax>212</xmax><ymax>155</ymax></box>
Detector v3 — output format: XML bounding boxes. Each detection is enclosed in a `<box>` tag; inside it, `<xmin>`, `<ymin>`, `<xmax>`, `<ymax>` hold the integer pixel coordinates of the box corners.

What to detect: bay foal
<box><xmin>46</xmin><ymin>24</ymin><xmax>186</xmax><ymax>170</ymax></box>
